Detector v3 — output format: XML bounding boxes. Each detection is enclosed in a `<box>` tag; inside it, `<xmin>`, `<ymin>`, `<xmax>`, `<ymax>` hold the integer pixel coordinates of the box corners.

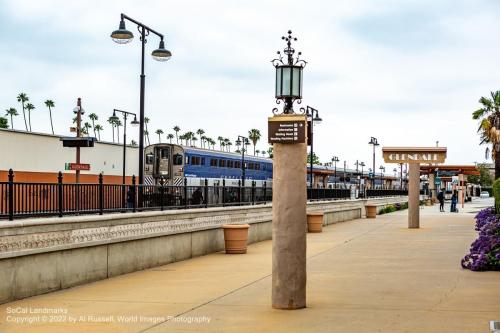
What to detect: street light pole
<box><xmin>236</xmin><ymin>136</ymin><xmax>249</xmax><ymax>186</ymax></box>
<box><xmin>343</xmin><ymin>160</ymin><xmax>347</xmax><ymax>187</ymax></box>
<box><xmin>305</xmin><ymin>106</ymin><xmax>322</xmax><ymax>190</ymax></box>
<box><xmin>110</xmin><ymin>109</ymin><xmax>139</xmax><ymax>185</ymax></box>
<box><xmin>332</xmin><ymin>156</ymin><xmax>339</xmax><ymax>189</ymax></box>
<box><xmin>360</xmin><ymin>161</ymin><xmax>365</xmax><ymax>196</ymax></box>
<box><xmin>111</xmin><ymin>13</ymin><xmax>172</xmax><ymax>200</ymax></box>
<box><xmin>368</xmin><ymin>137</ymin><xmax>380</xmax><ymax>189</ymax></box>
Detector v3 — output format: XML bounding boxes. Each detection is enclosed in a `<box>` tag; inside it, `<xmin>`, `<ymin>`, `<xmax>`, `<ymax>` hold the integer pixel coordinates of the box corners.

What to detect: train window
<box><xmin>235</xmin><ymin>161</ymin><xmax>241</xmax><ymax>168</ymax></box>
<box><xmin>173</xmin><ymin>154</ymin><xmax>183</xmax><ymax>165</ymax></box>
<box><xmin>248</xmin><ymin>162</ymin><xmax>254</xmax><ymax>170</ymax></box>
<box><xmin>160</xmin><ymin>149</ymin><xmax>169</xmax><ymax>159</ymax></box>
<box><xmin>219</xmin><ymin>159</ymin><xmax>226</xmax><ymax>167</ymax></box>
<box><xmin>210</xmin><ymin>159</ymin><xmax>218</xmax><ymax>167</ymax></box>
<box><xmin>227</xmin><ymin>160</ymin><xmax>234</xmax><ymax>168</ymax></box>
<box><xmin>255</xmin><ymin>163</ymin><xmax>260</xmax><ymax>170</ymax></box>
<box><xmin>146</xmin><ymin>154</ymin><xmax>154</xmax><ymax>165</ymax></box>
<box><xmin>201</xmin><ymin>158</ymin><xmax>205</xmax><ymax>165</ymax></box>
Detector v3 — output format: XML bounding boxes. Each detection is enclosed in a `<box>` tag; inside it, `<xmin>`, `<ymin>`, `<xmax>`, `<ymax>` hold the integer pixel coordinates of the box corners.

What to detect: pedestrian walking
<box><xmin>437</xmin><ymin>189</ymin><xmax>445</xmax><ymax>212</ymax></box>
<box><xmin>451</xmin><ymin>190</ymin><xmax>458</xmax><ymax>213</ymax></box>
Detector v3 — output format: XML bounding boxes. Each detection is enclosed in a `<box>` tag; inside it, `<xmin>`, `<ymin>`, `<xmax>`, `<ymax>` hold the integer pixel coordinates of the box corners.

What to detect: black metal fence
<box><xmin>366</xmin><ymin>189</ymin><xmax>408</xmax><ymax>197</ymax></box>
<box><xmin>0</xmin><ymin>170</ymin><xmax>408</xmax><ymax>221</ymax></box>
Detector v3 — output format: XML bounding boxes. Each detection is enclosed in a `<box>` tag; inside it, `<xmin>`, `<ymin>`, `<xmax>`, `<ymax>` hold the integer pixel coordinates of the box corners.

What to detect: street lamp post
<box><xmin>359</xmin><ymin>161</ymin><xmax>365</xmax><ymax>196</ymax></box>
<box><xmin>235</xmin><ymin>136</ymin><xmax>250</xmax><ymax>186</ymax></box>
<box><xmin>332</xmin><ymin>156</ymin><xmax>339</xmax><ymax>188</ymax></box>
<box><xmin>111</xmin><ymin>13</ymin><xmax>172</xmax><ymax>196</ymax></box>
<box><xmin>379</xmin><ymin>165</ymin><xmax>385</xmax><ymax>189</ymax></box>
<box><xmin>368</xmin><ymin>137</ymin><xmax>380</xmax><ymax>189</ymax></box>
<box><xmin>305</xmin><ymin>106</ymin><xmax>322</xmax><ymax>190</ymax></box>
<box><xmin>110</xmin><ymin>109</ymin><xmax>139</xmax><ymax>186</ymax></box>
<box><xmin>343</xmin><ymin>160</ymin><xmax>347</xmax><ymax>187</ymax></box>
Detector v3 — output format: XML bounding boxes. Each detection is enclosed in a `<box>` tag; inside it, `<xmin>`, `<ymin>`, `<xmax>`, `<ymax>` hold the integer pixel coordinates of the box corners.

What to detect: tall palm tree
<box><xmin>256</xmin><ymin>149</ymin><xmax>260</xmax><ymax>156</ymax></box>
<box><xmin>83</xmin><ymin>122</ymin><xmax>92</xmax><ymax>137</ymax></box>
<box><xmin>261</xmin><ymin>151</ymin><xmax>266</xmax><ymax>157</ymax></box>
<box><xmin>200</xmin><ymin>135</ymin><xmax>207</xmax><ymax>148</ymax></box>
<box><xmin>173</xmin><ymin>125</ymin><xmax>180</xmax><ymax>143</ymax></box>
<box><xmin>17</xmin><ymin>93</ymin><xmax>29</xmax><ymax>131</ymax></box>
<box><xmin>217</xmin><ymin>136</ymin><xmax>224</xmax><ymax>150</ymax></box>
<box><xmin>167</xmin><ymin>133</ymin><xmax>174</xmax><ymax>144</ymax></box>
<box><xmin>107</xmin><ymin>116</ymin><xmax>116</xmax><ymax>142</ymax></box>
<box><xmin>5</xmin><ymin>108</ymin><xmax>18</xmax><ymax>130</ymax></box>
<box><xmin>179</xmin><ymin>133</ymin><xmax>186</xmax><ymax>146</ymax></box>
<box><xmin>192</xmin><ymin>136</ymin><xmax>198</xmax><ymax>147</ymax></box>
<box><xmin>116</xmin><ymin>119</ymin><xmax>122</xmax><ymax>143</ymax></box>
<box><xmin>223</xmin><ymin>138</ymin><xmax>230</xmax><ymax>152</ymax></box>
<box><xmin>44</xmin><ymin>100</ymin><xmax>55</xmax><ymax>134</ymax></box>
<box><xmin>220</xmin><ymin>141</ymin><xmax>226</xmax><ymax>151</ymax></box>
<box><xmin>186</xmin><ymin>131</ymin><xmax>195</xmax><ymax>146</ymax></box>
<box><xmin>155</xmin><ymin>129</ymin><xmax>164</xmax><ymax>143</ymax></box>
<box><xmin>25</xmin><ymin>103</ymin><xmax>35</xmax><ymax>131</ymax></box>
<box><xmin>473</xmin><ymin>90</ymin><xmax>500</xmax><ymax>179</ymax></box>
<box><xmin>196</xmin><ymin>129</ymin><xmax>205</xmax><ymax>144</ymax></box>
<box><xmin>144</xmin><ymin>130</ymin><xmax>149</xmax><ymax>145</ymax></box>
<box><xmin>248</xmin><ymin>129</ymin><xmax>261</xmax><ymax>156</ymax></box>
<box><xmin>144</xmin><ymin>117</ymin><xmax>151</xmax><ymax>145</ymax></box>
<box><xmin>88</xmin><ymin>113</ymin><xmax>98</xmax><ymax>137</ymax></box>
<box><xmin>131</xmin><ymin>140</ymin><xmax>138</xmax><ymax>146</ymax></box>
<box><xmin>267</xmin><ymin>147</ymin><xmax>274</xmax><ymax>158</ymax></box>
<box><xmin>94</xmin><ymin>124</ymin><xmax>103</xmax><ymax>141</ymax></box>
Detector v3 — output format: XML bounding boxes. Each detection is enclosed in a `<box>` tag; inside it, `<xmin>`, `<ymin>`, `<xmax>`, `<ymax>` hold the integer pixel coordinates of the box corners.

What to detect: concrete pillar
<box><xmin>429</xmin><ymin>173</ymin><xmax>435</xmax><ymax>201</ymax></box>
<box><xmin>272</xmin><ymin>141</ymin><xmax>307</xmax><ymax>309</ymax></box>
<box><xmin>459</xmin><ymin>173</ymin><xmax>465</xmax><ymax>208</ymax></box>
<box><xmin>408</xmin><ymin>163</ymin><xmax>420</xmax><ymax>229</ymax></box>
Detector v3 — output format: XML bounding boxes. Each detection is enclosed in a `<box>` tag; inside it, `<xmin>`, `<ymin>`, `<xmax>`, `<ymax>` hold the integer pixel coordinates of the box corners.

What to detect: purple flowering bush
<box><xmin>461</xmin><ymin>207</ymin><xmax>500</xmax><ymax>271</ymax></box>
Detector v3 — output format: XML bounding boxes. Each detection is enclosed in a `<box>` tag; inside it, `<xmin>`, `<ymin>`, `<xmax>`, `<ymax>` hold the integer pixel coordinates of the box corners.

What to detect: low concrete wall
<box><xmin>0</xmin><ymin>196</ymin><xmax>407</xmax><ymax>304</ymax></box>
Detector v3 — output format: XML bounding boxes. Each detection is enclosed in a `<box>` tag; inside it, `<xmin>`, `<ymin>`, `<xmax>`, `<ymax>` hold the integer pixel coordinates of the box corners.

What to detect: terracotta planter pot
<box><xmin>365</xmin><ymin>205</ymin><xmax>377</xmax><ymax>218</ymax></box>
<box><xmin>222</xmin><ymin>224</ymin><xmax>250</xmax><ymax>254</ymax></box>
<box><xmin>307</xmin><ymin>213</ymin><xmax>323</xmax><ymax>233</ymax></box>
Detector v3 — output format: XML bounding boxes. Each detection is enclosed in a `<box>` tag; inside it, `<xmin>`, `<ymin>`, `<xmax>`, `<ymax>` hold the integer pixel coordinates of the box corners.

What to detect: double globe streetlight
<box><xmin>110</xmin><ymin>14</ymin><xmax>172</xmax><ymax>192</ymax></box>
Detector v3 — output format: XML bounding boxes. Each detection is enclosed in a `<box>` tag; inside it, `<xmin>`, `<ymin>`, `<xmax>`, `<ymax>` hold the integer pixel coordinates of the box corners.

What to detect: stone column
<box><xmin>272</xmin><ymin>139</ymin><xmax>307</xmax><ymax>309</ymax></box>
<box><xmin>429</xmin><ymin>173</ymin><xmax>435</xmax><ymax>202</ymax></box>
<box><xmin>408</xmin><ymin>163</ymin><xmax>420</xmax><ymax>229</ymax></box>
<box><xmin>459</xmin><ymin>173</ymin><xmax>465</xmax><ymax>208</ymax></box>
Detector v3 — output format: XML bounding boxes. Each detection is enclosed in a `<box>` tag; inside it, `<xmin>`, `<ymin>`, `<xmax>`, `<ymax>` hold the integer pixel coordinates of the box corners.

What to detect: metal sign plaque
<box><xmin>382</xmin><ymin>147</ymin><xmax>447</xmax><ymax>164</ymax></box>
<box><xmin>268</xmin><ymin>116</ymin><xmax>306</xmax><ymax>144</ymax></box>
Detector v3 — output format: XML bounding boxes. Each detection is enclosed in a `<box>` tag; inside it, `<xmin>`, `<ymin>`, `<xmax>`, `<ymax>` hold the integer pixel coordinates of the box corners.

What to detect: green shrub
<box><xmin>379</xmin><ymin>208</ymin><xmax>386</xmax><ymax>215</ymax></box>
<box><xmin>493</xmin><ymin>179</ymin><xmax>500</xmax><ymax>214</ymax></box>
<box><xmin>384</xmin><ymin>205</ymin><xmax>397</xmax><ymax>213</ymax></box>
<box><xmin>401</xmin><ymin>202</ymin><xmax>409</xmax><ymax>210</ymax></box>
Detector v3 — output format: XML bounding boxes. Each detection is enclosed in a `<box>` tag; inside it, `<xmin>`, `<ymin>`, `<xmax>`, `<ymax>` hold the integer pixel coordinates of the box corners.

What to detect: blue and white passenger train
<box><xmin>144</xmin><ymin>144</ymin><xmax>273</xmax><ymax>187</ymax></box>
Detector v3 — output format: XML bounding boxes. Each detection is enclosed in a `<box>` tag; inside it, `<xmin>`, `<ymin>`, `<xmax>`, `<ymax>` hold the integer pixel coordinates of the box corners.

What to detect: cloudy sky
<box><xmin>1</xmin><ymin>0</ymin><xmax>499</xmax><ymax>171</ymax></box>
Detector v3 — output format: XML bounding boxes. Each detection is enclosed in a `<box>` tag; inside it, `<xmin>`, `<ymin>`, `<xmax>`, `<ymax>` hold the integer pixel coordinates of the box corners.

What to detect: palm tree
<box><xmin>44</xmin><ymin>100</ymin><xmax>56</xmax><ymax>134</ymax></box>
<box><xmin>144</xmin><ymin>130</ymin><xmax>149</xmax><ymax>145</ymax></box>
<box><xmin>107</xmin><ymin>116</ymin><xmax>116</xmax><ymax>142</ymax></box>
<box><xmin>17</xmin><ymin>93</ymin><xmax>29</xmax><ymax>131</ymax></box>
<box><xmin>217</xmin><ymin>136</ymin><xmax>224</xmax><ymax>150</ymax></box>
<box><xmin>267</xmin><ymin>147</ymin><xmax>274</xmax><ymax>158</ymax></box>
<box><xmin>25</xmin><ymin>103</ymin><xmax>35</xmax><ymax>131</ymax></box>
<box><xmin>156</xmin><ymin>129</ymin><xmax>164</xmax><ymax>143</ymax></box>
<box><xmin>131</xmin><ymin>140</ymin><xmax>138</xmax><ymax>146</ymax></box>
<box><xmin>223</xmin><ymin>138</ymin><xmax>230</xmax><ymax>152</ymax></box>
<box><xmin>5</xmin><ymin>108</ymin><xmax>18</xmax><ymax>130</ymax></box>
<box><xmin>88</xmin><ymin>112</ymin><xmax>98</xmax><ymax>137</ymax></box>
<box><xmin>94</xmin><ymin>124</ymin><xmax>103</xmax><ymax>140</ymax></box>
<box><xmin>473</xmin><ymin>90</ymin><xmax>500</xmax><ymax>179</ymax></box>
<box><xmin>256</xmin><ymin>149</ymin><xmax>260</xmax><ymax>156</ymax></box>
<box><xmin>261</xmin><ymin>151</ymin><xmax>266</xmax><ymax>157</ymax></box>
<box><xmin>173</xmin><ymin>125</ymin><xmax>180</xmax><ymax>143</ymax></box>
<box><xmin>167</xmin><ymin>133</ymin><xmax>174</xmax><ymax>144</ymax></box>
<box><xmin>200</xmin><ymin>135</ymin><xmax>207</xmax><ymax>148</ymax></box>
<box><xmin>248</xmin><ymin>129</ymin><xmax>261</xmax><ymax>156</ymax></box>
<box><xmin>83</xmin><ymin>122</ymin><xmax>92</xmax><ymax>137</ymax></box>
<box><xmin>192</xmin><ymin>136</ymin><xmax>198</xmax><ymax>147</ymax></box>
<box><xmin>116</xmin><ymin>119</ymin><xmax>122</xmax><ymax>143</ymax></box>
<box><xmin>196</xmin><ymin>129</ymin><xmax>205</xmax><ymax>144</ymax></box>
<box><xmin>221</xmin><ymin>141</ymin><xmax>226</xmax><ymax>151</ymax></box>
<box><xmin>144</xmin><ymin>117</ymin><xmax>151</xmax><ymax>145</ymax></box>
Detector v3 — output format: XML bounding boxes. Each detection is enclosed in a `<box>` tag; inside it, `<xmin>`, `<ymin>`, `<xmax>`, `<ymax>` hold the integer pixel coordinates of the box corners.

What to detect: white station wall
<box><xmin>0</xmin><ymin>129</ymin><xmax>139</xmax><ymax>176</ymax></box>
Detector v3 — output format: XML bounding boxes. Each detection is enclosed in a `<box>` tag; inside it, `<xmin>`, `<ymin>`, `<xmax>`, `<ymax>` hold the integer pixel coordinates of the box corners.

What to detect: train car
<box><xmin>144</xmin><ymin>144</ymin><xmax>273</xmax><ymax>187</ymax></box>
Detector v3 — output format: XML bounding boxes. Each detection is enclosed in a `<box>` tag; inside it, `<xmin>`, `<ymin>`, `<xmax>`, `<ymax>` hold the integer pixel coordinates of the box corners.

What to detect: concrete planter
<box><xmin>307</xmin><ymin>213</ymin><xmax>324</xmax><ymax>233</ymax></box>
<box><xmin>425</xmin><ymin>199</ymin><xmax>432</xmax><ymax>206</ymax></box>
<box><xmin>365</xmin><ymin>205</ymin><xmax>377</xmax><ymax>218</ymax></box>
<box><xmin>222</xmin><ymin>224</ymin><xmax>250</xmax><ymax>254</ymax></box>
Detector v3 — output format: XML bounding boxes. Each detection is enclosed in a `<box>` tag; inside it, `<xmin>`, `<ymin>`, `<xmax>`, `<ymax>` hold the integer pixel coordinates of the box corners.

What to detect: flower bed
<box><xmin>461</xmin><ymin>207</ymin><xmax>500</xmax><ymax>271</ymax></box>
<box><xmin>379</xmin><ymin>202</ymin><xmax>408</xmax><ymax>215</ymax></box>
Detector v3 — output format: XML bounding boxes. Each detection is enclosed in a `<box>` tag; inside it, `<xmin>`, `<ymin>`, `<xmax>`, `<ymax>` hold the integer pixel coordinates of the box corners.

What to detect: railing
<box><xmin>0</xmin><ymin>169</ymin><xmax>408</xmax><ymax>221</ymax></box>
<box><xmin>365</xmin><ymin>189</ymin><xmax>408</xmax><ymax>197</ymax></box>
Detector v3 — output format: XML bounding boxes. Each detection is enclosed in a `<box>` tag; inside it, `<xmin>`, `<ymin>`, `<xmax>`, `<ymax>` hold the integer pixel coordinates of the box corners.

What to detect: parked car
<box><xmin>480</xmin><ymin>191</ymin><xmax>490</xmax><ymax>198</ymax></box>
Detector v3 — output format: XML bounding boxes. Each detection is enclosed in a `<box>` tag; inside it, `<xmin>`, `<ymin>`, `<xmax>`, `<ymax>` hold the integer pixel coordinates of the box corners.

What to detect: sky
<box><xmin>1</xmin><ymin>0</ymin><xmax>499</xmax><ymax>172</ymax></box>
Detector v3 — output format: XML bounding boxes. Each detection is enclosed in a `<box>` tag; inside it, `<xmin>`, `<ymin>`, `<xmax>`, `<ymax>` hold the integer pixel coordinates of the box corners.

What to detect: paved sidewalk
<box><xmin>0</xmin><ymin>199</ymin><xmax>498</xmax><ymax>333</ymax></box>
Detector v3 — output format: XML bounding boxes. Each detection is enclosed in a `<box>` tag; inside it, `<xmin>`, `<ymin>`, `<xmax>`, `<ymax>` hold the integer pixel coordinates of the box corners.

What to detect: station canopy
<box><xmin>419</xmin><ymin>165</ymin><xmax>479</xmax><ymax>177</ymax></box>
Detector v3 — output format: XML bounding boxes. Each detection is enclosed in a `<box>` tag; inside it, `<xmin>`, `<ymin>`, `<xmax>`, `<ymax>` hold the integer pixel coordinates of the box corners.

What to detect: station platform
<box><xmin>0</xmin><ymin>199</ymin><xmax>498</xmax><ymax>333</ymax></box>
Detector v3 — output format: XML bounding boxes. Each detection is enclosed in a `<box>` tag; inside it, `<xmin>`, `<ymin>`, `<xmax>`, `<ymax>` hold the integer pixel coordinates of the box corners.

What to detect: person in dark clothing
<box><xmin>191</xmin><ymin>187</ymin><xmax>203</xmax><ymax>205</ymax></box>
<box><xmin>437</xmin><ymin>189</ymin><xmax>445</xmax><ymax>212</ymax></box>
<box><xmin>126</xmin><ymin>185</ymin><xmax>135</xmax><ymax>209</ymax></box>
<box><xmin>451</xmin><ymin>190</ymin><xmax>458</xmax><ymax>213</ymax></box>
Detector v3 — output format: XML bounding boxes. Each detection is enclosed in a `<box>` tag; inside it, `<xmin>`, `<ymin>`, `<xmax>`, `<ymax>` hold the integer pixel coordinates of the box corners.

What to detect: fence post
<box><xmin>251</xmin><ymin>181</ymin><xmax>256</xmax><ymax>205</ymax></box>
<box><xmin>8</xmin><ymin>169</ymin><xmax>14</xmax><ymax>221</ymax></box>
<box><xmin>132</xmin><ymin>175</ymin><xmax>136</xmax><ymax>213</ymax></box>
<box><xmin>184</xmin><ymin>177</ymin><xmax>188</xmax><ymax>209</ymax></box>
<box><xmin>58</xmin><ymin>172</ymin><xmax>63</xmax><ymax>218</ymax></box>
<box><xmin>98</xmin><ymin>173</ymin><xmax>104</xmax><ymax>215</ymax></box>
<box><xmin>222</xmin><ymin>179</ymin><xmax>226</xmax><ymax>207</ymax></box>
<box><xmin>238</xmin><ymin>180</ymin><xmax>242</xmax><ymax>205</ymax></box>
<box><xmin>263</xmin><ymin>181</ymin><xmax>267</xmax><ymax>204</ymax></box>
<box><xmin>204</xmin><ymin>179</ymin><xmax>209</xmax><ymax>208</ymax></box>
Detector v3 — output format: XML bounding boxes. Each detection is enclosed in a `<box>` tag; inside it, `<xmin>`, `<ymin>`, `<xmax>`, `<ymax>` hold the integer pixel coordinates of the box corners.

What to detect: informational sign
<box><xmin>451</xmin><ymin>176</ymin><xmax>459</xmax><ymax>185</ymax></box>
<box><xmin>382</xmin><ymin>147</ymin><xmax>447</xmax><ymax>164</ymax></box>
<box><xmin>435</xmin><ymin>177</ymin><xmax>441</xmax><ymax>185</ymax></box>
<box><xmin>268</xmin><ymin>116</ymin><xmax>306</xmax><ymax>144</ymax></box>
<box><xmin>65</xmin><ymin>163</ymin><xmax>90</xmax><ymax>171</ymax></box>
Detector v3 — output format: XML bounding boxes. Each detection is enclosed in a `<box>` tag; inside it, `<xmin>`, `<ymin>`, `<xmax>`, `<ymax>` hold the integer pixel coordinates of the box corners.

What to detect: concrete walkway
<box><xmin>1</xmin><ymin>199</ymin><xmax>498</xmax><ymax>333</ymax></box>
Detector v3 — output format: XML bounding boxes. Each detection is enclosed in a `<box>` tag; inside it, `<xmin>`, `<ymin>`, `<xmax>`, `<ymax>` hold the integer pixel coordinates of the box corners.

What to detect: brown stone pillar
<box><xmin>272</xmin><ymin>139</ymin><xmax>307</xmax><ymax>309</ymax></box>
<box><xmin>408</xmin><ymin>163</ymin><xmax>420</xmax><ymax>228</ymax></box>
